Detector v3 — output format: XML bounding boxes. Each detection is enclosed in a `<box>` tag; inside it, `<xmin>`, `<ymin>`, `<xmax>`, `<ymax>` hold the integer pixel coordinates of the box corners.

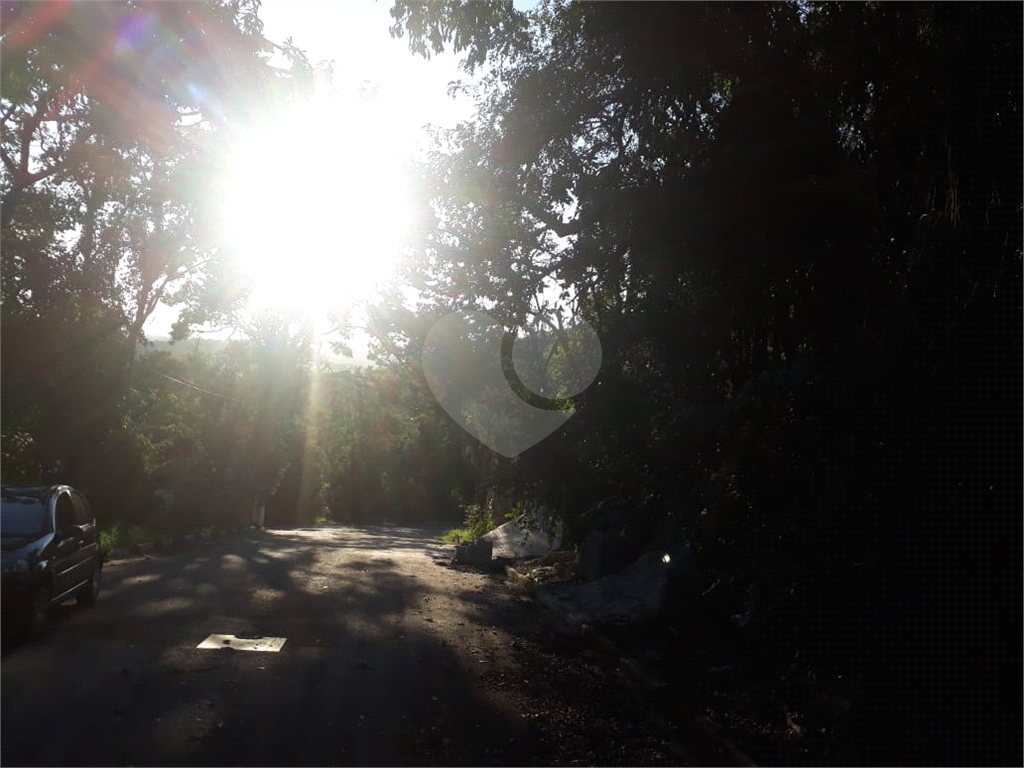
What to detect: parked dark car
<box><xmin>1</xmin><ymin>485</ymin><xmax>103</xmax><ymax>638</ymax></box>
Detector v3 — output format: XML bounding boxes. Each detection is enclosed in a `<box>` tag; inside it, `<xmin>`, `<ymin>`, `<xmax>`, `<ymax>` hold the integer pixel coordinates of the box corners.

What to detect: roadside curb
<box><xmin>105</xmin><ymin>526</ymin><xmax>261</xmax><ymax>563</ymax></box>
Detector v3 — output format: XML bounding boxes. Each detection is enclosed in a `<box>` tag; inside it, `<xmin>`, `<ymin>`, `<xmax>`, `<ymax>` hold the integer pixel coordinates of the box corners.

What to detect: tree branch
<box><xmin>22</xmin><ymin>161</ymin><xmax>63</xmax><ymax>186</ymax></box>
<box><xmin>1</xmin><ymin>187</ymin><xmax>24</xmax><ymax>232</ymax></box>
<box><xmin>0</xmin><ymin>146</ymin><xmax>17</xmax><ymax>177</ymax></box>
<box><xmin>0</xmin><ymin>101</ymin><xmax>18</xmax><ymax>124</ymax></box>
<box><xmin>525</xmin><ymin>203</ymin><xmax>585</xmax><ymax>238</ymax></box>
<box><xmin>17</xmin><ymin>100</ymin><xmax>49</xmax><ymax>174</ymax></box>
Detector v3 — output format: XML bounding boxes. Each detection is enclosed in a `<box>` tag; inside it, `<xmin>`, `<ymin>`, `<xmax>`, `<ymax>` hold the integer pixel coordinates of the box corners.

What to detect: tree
<box><xmin>1</xmin><ymin>0</ymin><xmax>318</xmax><ymax>489</ymax></box>
<box><xmin>1</xmin><ymin>0</ymin><xmax>317</xmax><ymax>355</ymax></box>
<box><xmin>387</xmin><ymin>3</ymin><xmax>1021</xmax><ymax>762</ymax></box>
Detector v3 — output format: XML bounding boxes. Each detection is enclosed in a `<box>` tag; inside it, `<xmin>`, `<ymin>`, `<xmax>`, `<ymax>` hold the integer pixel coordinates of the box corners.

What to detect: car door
<box><xmin>70</xmin><ymin>490</ymin><xmax>99</xmax><ymax>570</ymax></box>
<box><xmin>52</xmin><ymin>491</ymin><xmax>87</xmax><ymax>597</ymax></box>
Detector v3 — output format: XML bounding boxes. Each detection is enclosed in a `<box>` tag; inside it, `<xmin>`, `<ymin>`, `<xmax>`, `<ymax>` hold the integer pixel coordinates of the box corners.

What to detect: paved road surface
<box><xmin>2</xmin><ymin>526</ymin><xmax>671</xmax><ymax>766</ymax></box>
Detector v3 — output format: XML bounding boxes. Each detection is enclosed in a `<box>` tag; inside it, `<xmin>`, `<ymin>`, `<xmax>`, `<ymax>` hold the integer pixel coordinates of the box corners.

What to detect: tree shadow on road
<box><xmin>0</xmin><ymin>528</ymin><xmax>549</xmax><ymax>767</ymax></box>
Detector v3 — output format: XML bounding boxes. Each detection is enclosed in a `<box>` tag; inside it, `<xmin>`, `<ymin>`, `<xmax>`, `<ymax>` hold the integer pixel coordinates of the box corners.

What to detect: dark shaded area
<box><xmin>1</xmin><ymin>529</ymin><xmax>563</xmax><ymax>766</ymax></box>
<box><xmin>2</xmin><ymin>3</ymin><xmax>1021</xmax><ymax>764</ymax></box>
<box><xmin>379</xmin><ymin>3</ymin><xmax>1023</xmax><ymax>765</ymax></box>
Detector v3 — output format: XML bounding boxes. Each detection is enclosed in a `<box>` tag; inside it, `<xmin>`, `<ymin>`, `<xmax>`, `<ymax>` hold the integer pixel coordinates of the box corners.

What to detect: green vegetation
<box><xmin>1</xmin><ymin>3</ymin><xmax>1019</xmax><ymax>762</ymax></box>
<box><xmin>98</xmin><ymin>525</ymin><xmax>160</xmax><ymax>552</ymax></box>
<box><xmin>98</xmin><ymin>523</ymin><xmax>223</xmax><ymax>551</ymax></box>
<box><xmin>441</xmin><ymin>504</ymin><xmax>499</xmax><ymax>544</ymax></box>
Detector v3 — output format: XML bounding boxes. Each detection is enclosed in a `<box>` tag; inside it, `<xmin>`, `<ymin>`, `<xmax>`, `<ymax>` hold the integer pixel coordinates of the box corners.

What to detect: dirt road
<box><xmin>1</xmin><ymin>526</ymin><xmax>672</xmax><ymax>766</ymax></box>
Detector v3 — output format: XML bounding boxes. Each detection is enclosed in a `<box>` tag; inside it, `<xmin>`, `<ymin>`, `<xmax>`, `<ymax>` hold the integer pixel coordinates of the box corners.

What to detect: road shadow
<box><xmin>1</xmin><ymin>526</ymin><xmax>550</xmax><ymax>767</ymax></box>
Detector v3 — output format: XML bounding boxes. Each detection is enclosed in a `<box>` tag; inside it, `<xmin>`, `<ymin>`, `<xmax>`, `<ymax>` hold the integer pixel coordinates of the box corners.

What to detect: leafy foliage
<box><xmin>383</xmin><ymin>3</ymin><xmax>1021</xmax><ymax>763</ymax></box>
<box><xmin>1</xmin><ymin>4</ymin><xmax>1019</xmax><ymax>761</ymax></box>
<box><xmin>0</xmin><ymin>0</ymin><xmax>320</xmax><ymax>525</ymax></box>
<box><xmin>440</xmin><ymin>503</ymin><xmax>498</xmax><ymax>544</ymax></box>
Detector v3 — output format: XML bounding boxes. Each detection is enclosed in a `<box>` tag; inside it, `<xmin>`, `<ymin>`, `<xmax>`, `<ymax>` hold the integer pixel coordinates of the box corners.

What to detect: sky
<box><xmin>144</xmin><ymin>0</ymin><xmax>481</xmax><ymax>351</ymax></box>
<box><xmin>257</xmin><ymin>0</ymin><xmax>478</xmax><ymax>144</ymax></box>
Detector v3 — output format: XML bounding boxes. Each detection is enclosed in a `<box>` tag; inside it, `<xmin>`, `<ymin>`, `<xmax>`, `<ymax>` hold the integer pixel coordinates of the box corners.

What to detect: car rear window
<box><xmin>1</xmin><ymin>497</ymin><xmax>50</xmax><ymax>537</ymax></box>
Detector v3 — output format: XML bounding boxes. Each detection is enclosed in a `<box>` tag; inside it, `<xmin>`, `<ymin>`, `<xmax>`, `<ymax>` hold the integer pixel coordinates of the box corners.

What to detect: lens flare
<box><xmin>221</xmin><ymin>93</ymin><xmax>413</xmax><ymax>314</ymax></box>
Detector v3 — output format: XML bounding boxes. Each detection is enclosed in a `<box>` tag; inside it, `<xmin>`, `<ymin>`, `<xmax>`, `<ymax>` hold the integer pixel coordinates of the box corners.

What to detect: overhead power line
<box><xmin>139</xmin><ymin>365</ymin><xmax>240</xmax><ymax>402</ymax></box>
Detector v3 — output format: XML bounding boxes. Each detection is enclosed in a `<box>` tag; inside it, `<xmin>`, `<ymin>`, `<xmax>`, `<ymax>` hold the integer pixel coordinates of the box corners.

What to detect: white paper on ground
<box><xmin>197</xmin><ymin>634</ymin><xmax>286</xmax><ymax>652</ymax></box>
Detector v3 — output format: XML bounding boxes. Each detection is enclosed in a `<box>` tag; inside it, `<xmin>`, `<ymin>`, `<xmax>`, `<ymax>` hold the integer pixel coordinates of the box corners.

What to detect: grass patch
<box><xmin>99</xmin><ymin>523</ymin><xmax>231</xmax><ymax>550</ymax></box>
<box><xmin>441</xmin><ymin>528</ymin><xmax>476</xmax><ymax>544</ymax></box>
<box><xmin>440</xmin><ymin>504</ymin><xmax>498</xmax><ymax>544</ymax></box>
<box><xmin>99</xmin><ymin>524</ymin><xmax>161</xmax><ymax>550</ymax></box>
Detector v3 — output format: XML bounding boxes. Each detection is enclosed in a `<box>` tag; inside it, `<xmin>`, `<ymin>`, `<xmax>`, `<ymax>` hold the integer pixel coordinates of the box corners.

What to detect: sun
<box><xmin>222</xmin><ymin>92</ymin><xmax>412</xmax><ymax>313</ymax></box>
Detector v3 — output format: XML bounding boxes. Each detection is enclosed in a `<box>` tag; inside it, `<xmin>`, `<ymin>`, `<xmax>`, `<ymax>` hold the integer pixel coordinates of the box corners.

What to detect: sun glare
<box><xmin>222</xmin><ymin>93</ymin><xmax>412</xmax><ymax>313</ymax></box>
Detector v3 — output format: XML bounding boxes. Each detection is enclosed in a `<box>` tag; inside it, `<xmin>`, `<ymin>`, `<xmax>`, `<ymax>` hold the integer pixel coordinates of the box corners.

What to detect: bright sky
<box><xmin>144</xmin><ymin>0</ymin><xmax>480</xmax><ymax>356</ymax></box>
<box><xmin>257</xmin><ymin>0</ymin><xmax>477</xmax><ymax>148</ymax></box>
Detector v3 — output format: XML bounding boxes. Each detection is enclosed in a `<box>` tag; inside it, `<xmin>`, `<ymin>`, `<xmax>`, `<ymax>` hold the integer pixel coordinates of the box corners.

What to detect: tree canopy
<box><xmin>380</xmin><ymin>3</ymin><xmax>1021</xmax><ymax>762</ymax></box>
<box><xmin>1</xmin><ymin>3</ymin><xmax>1019</xmax><ymax>762</ymax></box>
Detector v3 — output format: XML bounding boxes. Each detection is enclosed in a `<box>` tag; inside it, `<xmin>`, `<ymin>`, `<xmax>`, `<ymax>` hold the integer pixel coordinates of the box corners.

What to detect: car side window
<box><xmin>70</xmin><ymin>492</ymin><xmax>92</xmax><ymax>526</ymax></box>
<box><xmin>55</xmin><ymin>493</ymin><xmax>77</xmax><ymax>531</ymax></box>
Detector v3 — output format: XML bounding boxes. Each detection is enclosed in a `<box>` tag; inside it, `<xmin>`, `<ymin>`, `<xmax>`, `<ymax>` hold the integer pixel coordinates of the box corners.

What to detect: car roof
<box><xmin>0</xmin><ymin>485</ymin><xmax>63</xmax><ymax>500</ymax></box>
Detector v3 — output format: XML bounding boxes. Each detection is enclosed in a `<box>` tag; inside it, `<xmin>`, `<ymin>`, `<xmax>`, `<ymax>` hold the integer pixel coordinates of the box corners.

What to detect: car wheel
<box><xmin>77</xmin><ymin>563</ymin><xmax>101</xmax><ymax>606</ymax></box>
<box><xmin>27</xmin><ymin>584</ymin><xmax>53</xmax><ymax>639</ymax></box>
